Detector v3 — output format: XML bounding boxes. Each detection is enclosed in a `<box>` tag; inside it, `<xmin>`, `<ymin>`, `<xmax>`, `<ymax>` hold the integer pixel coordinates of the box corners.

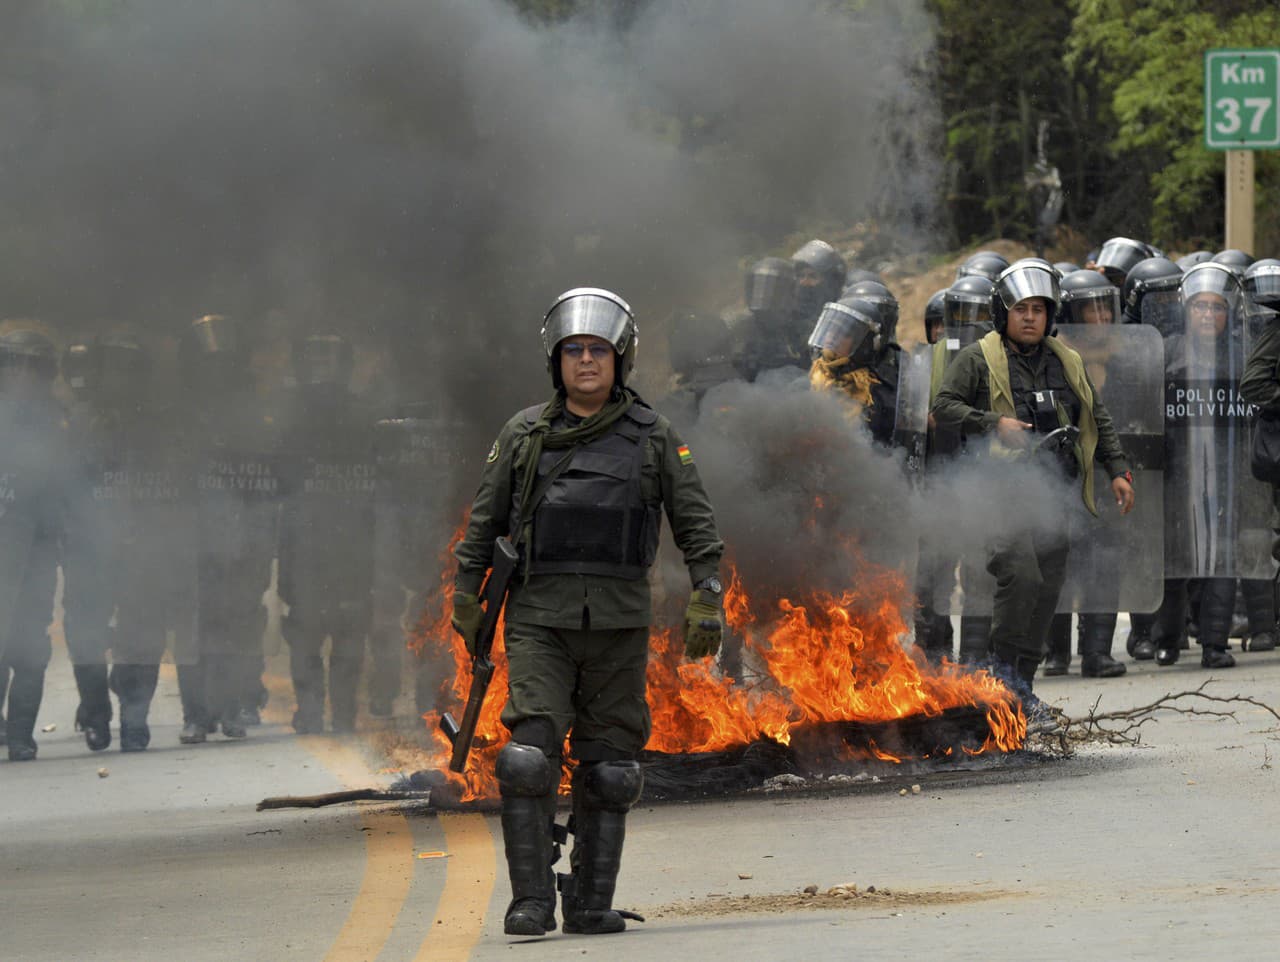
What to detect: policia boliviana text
<box><xmin>931</xmin><ymin>259</ymin><xmax>1135</xmax><ymax>719</ymax></box>
<box><xmin>451</xmin><ymin>288</ymin><xmax>725</xmax><ymax>938</ymax></box>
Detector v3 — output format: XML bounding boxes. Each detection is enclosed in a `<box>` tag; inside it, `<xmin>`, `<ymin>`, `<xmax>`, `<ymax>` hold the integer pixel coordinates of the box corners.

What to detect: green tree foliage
<box><xmin>1068</xmin><ymin>0</ymin><xmax>1280</xmax><ymax>252</ymax></box>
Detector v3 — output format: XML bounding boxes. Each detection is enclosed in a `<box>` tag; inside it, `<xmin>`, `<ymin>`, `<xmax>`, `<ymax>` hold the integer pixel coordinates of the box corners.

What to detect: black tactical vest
<box><xmin>513</xmin><ymin>403</ymin><xmax>661</xmax><ymax>580</ymax></box>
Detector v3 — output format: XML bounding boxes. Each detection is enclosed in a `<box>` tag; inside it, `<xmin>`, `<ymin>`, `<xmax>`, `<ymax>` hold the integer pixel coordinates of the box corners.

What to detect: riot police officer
<box><xmin>660</xmin><ymin>311</ymin><xmax>737</xmax><ymax>429</ymax></box>
<box><xmin>1156</xmin><ymin>263</ymin><xmax>1269</xmax><ymax>668</ymax></box>
<box><xmin>0</xmin><ymin>330</ymin><xmax>71</xmax><ymax>761</ymax></box>
<box><xmin>932</xmin><ymin>260</ymin><xmax>1135</xmax><ymax>710</ymax></box>
<box><xmin>184</xmin><ymin>314</ymin><xmax>285</xmax><ymax>743</ymax></box>
<box><xmin>923</xmin><ymin>288</ymin><xmax>947</xmax><ymax>346</ymax></box>
<box><xmin>62</xmin><ymin>336</ymin><xmax>195</xmax><ymax>752</ymax></box>
<box><xmin>729</xmin><ymin>257</ymin><xmax>804</xmax><ymax>380</ymax></box>
<box><xmin>956</xmin><ymin>251</ymin><xmax>1010</xmax><ymax>284</ymax></box>
<box><xmin>807</xmin><ymin>297</ymin><xmax>898</xmax><ymax>445</ymax></box>
<box><xmin>1095</xmin><ymin>237</ymin><xmax>1153</xmax><ymax>288</ymax></box>
<box><xmin>452</xmin><ymin>288</ymin><xmax>723</xmax><ymax>937</ymax></box>
<box><xmin>279</xmin><ymin>334</ymin><xmax>377</xmax><ymax>733</ymax></box>
<box><xmin>791</xmin><ymin>239</ymin><xmax>847</xmax><ymax>341</ymax></box>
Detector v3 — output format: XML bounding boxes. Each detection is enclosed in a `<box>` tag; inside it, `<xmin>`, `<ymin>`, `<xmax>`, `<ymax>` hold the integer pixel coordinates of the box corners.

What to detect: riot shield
<box><xmin>937</xmin><ymin>325</ymin><xmax>1165</xmax><ymax>614</ymax></box>
<box><xmin>894</xmin><ymin>344</ymin><xmax>931</xmax><ymax>475</ymax></box>
<box><xmin>1139</xmin><ymin>288</ymin><xmax>1183</xmax><ymax>337</ymax></box>
<box><xmin>1163</xmin><ymin>310</ymin><xmax>1274</xmax><ymax>579</ymax></box>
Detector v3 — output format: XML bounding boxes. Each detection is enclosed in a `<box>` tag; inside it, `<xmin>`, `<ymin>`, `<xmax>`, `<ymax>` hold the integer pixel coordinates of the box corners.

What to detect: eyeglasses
<box><xmin>561</xmin><ymin>342</ymin><xmax>613</xmax><ymax>360</ymax></box>
<box><xmin>1189</xmin><ymin>300</ymin><xmax>1228</xmax><ymax>315</ymax></box>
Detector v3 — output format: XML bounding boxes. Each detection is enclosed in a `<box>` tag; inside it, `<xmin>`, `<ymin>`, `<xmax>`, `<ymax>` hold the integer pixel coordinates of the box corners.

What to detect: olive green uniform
<box><xmin>931</xmin><ymin>334</ymin><xmax>1129</xmax><ymax>676</ymax></box>
<box><xmin>455</xmin><ymin>401</ymin><xmax>722</xmax><ymax>761</ymax></box>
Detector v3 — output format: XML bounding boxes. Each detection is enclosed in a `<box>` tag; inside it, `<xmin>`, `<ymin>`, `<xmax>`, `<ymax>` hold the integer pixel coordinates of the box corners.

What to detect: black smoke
<box><xmin>0</xmin><ymin>0</ymin><xmax>941</xmax><ymax>429</ymax></box>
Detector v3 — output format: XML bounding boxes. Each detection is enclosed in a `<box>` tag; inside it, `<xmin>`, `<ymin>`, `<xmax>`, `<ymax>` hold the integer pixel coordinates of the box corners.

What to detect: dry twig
<box><xmin>1033</xmin><ymin>680</ymin><xmax>1280</xmax><ymax>754</ymax></box>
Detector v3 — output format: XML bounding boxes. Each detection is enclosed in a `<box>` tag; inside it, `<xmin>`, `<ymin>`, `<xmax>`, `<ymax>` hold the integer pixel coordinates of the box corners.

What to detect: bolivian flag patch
<box><xmin>677</xmin><ymin>443</ymin><xmax>694</xmax><ymax>466</ymax></box>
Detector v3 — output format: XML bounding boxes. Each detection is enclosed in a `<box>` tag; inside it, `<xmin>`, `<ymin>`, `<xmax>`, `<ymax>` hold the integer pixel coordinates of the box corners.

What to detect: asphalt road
<box><xmin>5</xmin><ymin>635</ymin><xmax>1280</xmax><ymax>962</ymax></box>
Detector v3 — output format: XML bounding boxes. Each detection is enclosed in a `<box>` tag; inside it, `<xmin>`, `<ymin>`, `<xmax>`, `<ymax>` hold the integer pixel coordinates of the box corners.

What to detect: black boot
<box><xmin>177</xmin><ymin>662</ymin><xmax>210</xmax><ymax>744</ymax></box>
<box><xmin>1126</xmin><ymin>612</ymin><xmax>1157</xmax><ymax>660</ymax></box>
<box><xmin>1080</xmin><ymin>613</ymin><xmax>1126</xmax><ymax>678</ymax></box>
<box><xmin>329</xmin><ymin>653</ymin><xmax>362</xmax><ymax>734</ymax></box>
<box><xmin>1042</xmin><ymin>614</ymin><xmax>1072</xmax><ymax>676</ymax></box>
<box><xmin>112</xmin><ymin>664</ymin><xmax>158</xmax><ymax>752</ymax></box>
<box><xmin>561</xmin><ymin>761</ymin><xmax>646</xmax><ymax>935</ymax></box>
<box><xmin>497</xmin><ymin>744</ymin><xmax>559</xmax><ymax>937</ymax></box>
<box><xmin>1197</xmin><ymin>579</ymin><xmax>1237</xmax><ymax>670</ymax></box>
<box><xmin>1240</xmin><ymin>579</ymin><xmax>1278</xmax><ymax>651</ymax></box>
<box><xmin>6</xmin><ymin>666</ymin><xmax>45</xmax><ymax>761</ymax></box>
<box><xmin>957</xmin><ymin>616</ymin><xmax>992</xmax><ymax>665</ymax></box>
<box><xmin>73</xmin><ymin>664</ymin><xmax>113</xmax><ymax>751</ymax></box>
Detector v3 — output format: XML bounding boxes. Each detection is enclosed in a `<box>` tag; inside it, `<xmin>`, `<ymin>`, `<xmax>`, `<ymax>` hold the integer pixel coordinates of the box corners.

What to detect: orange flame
<box><xmin>413</xmin><ymin>524</ymin><xmax>1025</xmax><ymax>803</ymax></box>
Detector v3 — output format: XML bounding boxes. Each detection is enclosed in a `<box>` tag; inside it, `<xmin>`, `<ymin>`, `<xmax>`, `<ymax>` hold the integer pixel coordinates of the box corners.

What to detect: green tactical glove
<box><xmin>451</xmin><ymin>591</ymin><xmax>483</xmax><ymax>656</ymax></box>
<box><xmin>683</xmin><ymin>590</ymin><xmax>723</xmax><ymax>659</ymax></box>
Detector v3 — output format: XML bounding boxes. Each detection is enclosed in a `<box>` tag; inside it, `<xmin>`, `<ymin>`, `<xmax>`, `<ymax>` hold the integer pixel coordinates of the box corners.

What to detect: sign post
<box><xmin>1204</xmin><ymin>49</ymin><xmax>1280</xmax><ymax>254</ymax></box>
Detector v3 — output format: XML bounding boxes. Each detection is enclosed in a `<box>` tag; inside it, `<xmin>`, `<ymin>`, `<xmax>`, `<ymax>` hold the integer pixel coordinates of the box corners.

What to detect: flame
<box><xmin>413</xmin><ymin>524</ymin><xmax>1026</xmax><ymax>803</ymax></box>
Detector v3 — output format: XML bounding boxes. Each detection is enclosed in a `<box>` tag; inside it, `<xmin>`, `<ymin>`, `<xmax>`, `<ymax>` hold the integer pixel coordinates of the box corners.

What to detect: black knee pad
<box><xmin>496</xmin><ymin>742</ymin><xmax>556</xmax><ymax>798</ymax></box>
<box><xmin>509</xmin><ymin>717</ymin><xmax>559</xmax><ymax>756</ymax></box>
<box><xmin>582</xmin><ymin>761</ymin><xmax>644</xmax><ymax>813</ymax></box>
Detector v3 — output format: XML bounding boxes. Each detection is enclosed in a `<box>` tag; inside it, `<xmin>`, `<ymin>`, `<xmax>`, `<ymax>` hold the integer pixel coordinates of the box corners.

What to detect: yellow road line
<box><xmin>297</xmin><ymin>737</ymin><xmax>417</xmax><ymax>962</ymax></box>
<box><xmin>414</xmin><ymin>813</ymin><xmax>497</xmax><ymax>962</ymax></box>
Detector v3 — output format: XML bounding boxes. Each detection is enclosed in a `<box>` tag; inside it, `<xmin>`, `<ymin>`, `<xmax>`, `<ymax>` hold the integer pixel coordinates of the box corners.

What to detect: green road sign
<box><xmin>1205</xmin><ymin>49</ymin><xmax>1280</xmax><ymax>150</ymax></box>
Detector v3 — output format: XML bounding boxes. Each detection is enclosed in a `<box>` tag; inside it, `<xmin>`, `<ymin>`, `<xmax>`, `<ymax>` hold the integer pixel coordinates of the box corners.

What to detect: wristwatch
<box><xmin>695</xmin><ymin>576</ymin><xmax>723</xmax><ymax>596</ymax></box>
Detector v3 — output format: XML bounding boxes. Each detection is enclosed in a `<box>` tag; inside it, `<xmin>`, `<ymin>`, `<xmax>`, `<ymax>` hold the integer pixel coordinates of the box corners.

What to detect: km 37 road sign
<box><xmin>1205</xmin><ymin>49</ymin><xmax>1280</xmax><ymax>150</ymax></box>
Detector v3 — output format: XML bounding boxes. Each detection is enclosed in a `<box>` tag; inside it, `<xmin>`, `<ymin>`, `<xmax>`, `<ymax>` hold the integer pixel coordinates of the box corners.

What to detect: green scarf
<box><xmin>513</xmin><ymin>387</ymin><xmax>638</xmax><ymax>552</ymax></box>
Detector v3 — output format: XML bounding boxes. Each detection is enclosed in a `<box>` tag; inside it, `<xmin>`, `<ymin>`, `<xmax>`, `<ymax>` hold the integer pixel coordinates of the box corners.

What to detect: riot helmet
<box><xmin>1121</xmin><ymin>256</ymin><xmax>1182</xmax><ymax>326</ymax></box>
<box><xmin>1176</xmin><ymin>250</ymin><xmax>1214</xmax><ymax>270</ymax></box>
<box><xmin>791</xmin><ymin>240</ymin><xmax>847</xmax><ymax>316</ymax></box>
<box><xmin>807</xmin><ymin>298</ymin><xmax>881</xmax><ymax>368</ymax></box>
<box><xmin>943</xmin><ymin>275</ymin><xmax>995</xmax><ymax>331</ymax></box>
<box><xmin>190</xmin><ymin>313</ymin><xmax>239</xmax><ymax>356</ymax></box>
<box><xmin>1211</xmin><ymin>248</ymin><xmax>1255</xmax><ymax>278</ymax></box>
<box><xmin>295</xmin><ymin>333</ymin><xmax>354</xmax><ymax>389</ymax></box>
<box><xmin>62</xmin><ymin>335</ymin><xmax>149</xmax><ymax>405</ymax></box>
<box><xmin>541</xmin><ymin>287</ymin><xmax>637</xmax><ymax>390</ymax></box>
<box><xmin>1058</xmin><ymin>270</ymin><xmax>1120</xmax><ymax>325</ymax></box>
<box><xmin>841</xmin><ymin>268</ymin><xmax>883</xmax><ymax>295</ymax></box>
<box><xmin>668</xmin><ymin>312</ymin><xmax>735</xmax><ymax>389</ymax></box>
<box><xmin>1244</xmin><ymin>258</ymin><xmax>1280</xmax><ymax>310</ymax></box>
<box><xmin>924</xmin><ymin>288</ymin><xmax>947</xmax><ymax>344</ymax></box>
<box><xmin>956</xmin><ymin>251</ymin><xmax>1009</xmax><ymax>283</ymax></box>
<box><xmin>1053</xmin><ymin>261</ymin><xmax>1082</xmax><ymax>277</ymax></box>
<box><xmin>842</xmin><ymin>279</ymin><xmax>899</xmax><ymax>344</ymax></box>
<box><xmin>744</xmin><ymin>257</ymin><xmax>796</xmax><ymax>315</ymax></box>
<box><xmin>1180</xmin><ymin>262</ymin><xmax>1243</xmax><ymax>341</ymax></box>
<box><xmin>1095</xmin><ymin>236</ymin><xmax>1152</xmax><ymax>286</ymax></box>
<box><xmin>992</xmin><ymin>259</ymin><xmax>1060</xmax><ymax>335</ymax></box>
<box><xmin>0</xmin><ymin>329</ymin><xmax>58</xmax><ymax>385</ymax></box>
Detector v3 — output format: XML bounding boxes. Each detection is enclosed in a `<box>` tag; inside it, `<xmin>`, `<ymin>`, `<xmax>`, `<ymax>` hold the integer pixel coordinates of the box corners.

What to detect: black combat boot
<box><xmin>1125</xmin><ymin>612</ymin><xmax>1157</xmax><ymax>660</ymax></box>
<box><xmin>73</xmin><ymin>664</ymin><xmax>113</xmax><ymax>751</ymax></box>
<box><xmin>177</xmin><ymin>662</ymin><xmax>209</xmax><ymax>744</ymax></box>
<box><xmin>291</xmin><ymin>648</ymin><xmax>326</xmax><ymax>734</ymax></box>
<box><xmin>1197</xmin><ymin>578</ymin><xmax>1237</xmax><ymax>670</ymax></box>
<box><xmin>1042</xmin><ymin>614</ymin><xmax>1072</xmax><ymax>676</ymax></box>
<box><xmin>496</xmin><ymin>744</ymin><xmax>560</xmax><ymax>937</ymax></box>
<box><xmin>1240</xmin><ymin>579</ymin><xmax>1278</xmax><ymax>651</ymax></box>
<box><xmin>560</xmin><ymin>761</ymin><xmax>646</xmax><ymax>935</ymax></box>
<box><xmin>328</xmin><ymin>653</ymin><xmax>362</xmax><ymax>734</ymax></box>
<box><xmin>6</xmin><ymin>666</ymin><xmax>45</xmax><ymax>761</ymax></box>
<box><xmin>1079</xmin><ymin>614</ymin><xmax>1126</xmax><ymax>678</ymax></box>
<box><xmin>957</xmin><ymin>616</ymin><xmax>992</xmax><ymax>665</ymax></box>
<box><xmin>112</xmin><ymin>664</ymin><xmax>158</xmax><ymax>752</ymax></box>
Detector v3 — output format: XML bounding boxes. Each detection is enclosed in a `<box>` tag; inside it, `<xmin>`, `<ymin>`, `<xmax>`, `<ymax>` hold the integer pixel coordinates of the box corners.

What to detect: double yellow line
<box><xmin>299</xmin><ymin>737</ymin><xmax>496</xmax><ymax>962</ymax></box>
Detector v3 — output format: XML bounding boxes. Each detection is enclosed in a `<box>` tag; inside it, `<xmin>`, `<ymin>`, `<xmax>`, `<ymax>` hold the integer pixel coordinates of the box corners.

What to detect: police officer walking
<box><xmin>0</xmin><ymin>330</ymin><xmax>72</xmax><ymax>761</ymax></box>
<box><xmin>932</xmin><ymin>260</ymin><xmax>1135</xmax><ymax>714</ymax></box>
<box><xmin>279</xmin><ymin>334</ymin><xmax>377</xmax><ymax>733</ymax></box>
<box><xmin>451</xmin><ymin>288</ymin><xmax>724</xmax><ymax>937</ymax></box>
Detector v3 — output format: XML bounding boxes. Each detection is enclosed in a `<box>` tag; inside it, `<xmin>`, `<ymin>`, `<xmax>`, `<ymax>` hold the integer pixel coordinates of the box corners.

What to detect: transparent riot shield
<box><xmin>894</xmin><ymin>344</ymin><xmax>932</xmax><ymax>475</ymax></box>
<box><xmin>1163</xmin><ymin>309</ymin><xmax>1274</xmax><ymax>579</ymax></box>
<box><xmin>1139</xmin><ymin>288</ymin><xmax>1183</xmax><ymax>337</ymax></box>
<box><xmin>937</xmin><ymin>325</ymin><xmax>1165</xmax><ymax>614</ymax></box>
